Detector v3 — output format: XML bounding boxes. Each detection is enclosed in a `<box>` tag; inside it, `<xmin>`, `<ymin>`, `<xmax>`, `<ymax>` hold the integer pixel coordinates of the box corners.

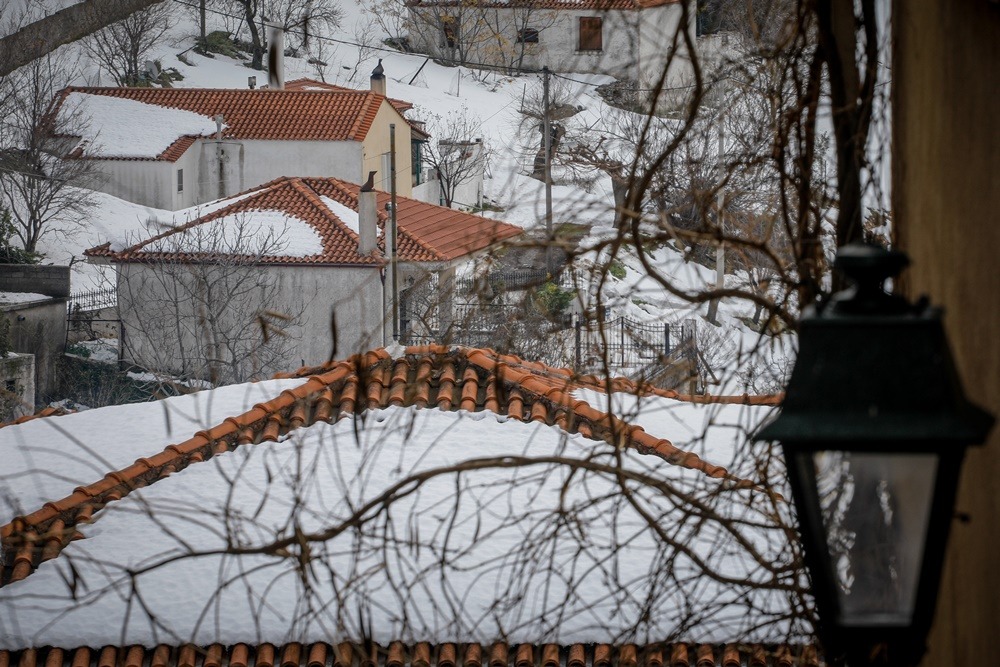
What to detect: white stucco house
<box><xmin>84</xmin><ymin>176</ymin><xmax>521</xmax><ymax>381</ymax></box>
<box><xmin>405</xmin><ymin>0</ymin><xmax>696</xmax><ymax>107</ymax></box>
<box><xmin>49</xmin><ymin>71</ymin><xmax>432</xmax><ymax>211</ymax></box>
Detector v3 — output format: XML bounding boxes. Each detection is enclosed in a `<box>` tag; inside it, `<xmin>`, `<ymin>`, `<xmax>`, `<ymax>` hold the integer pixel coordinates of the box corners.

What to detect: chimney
<box><xmin>370</xmin><ymin>58</ymin><xmax>386</xmax><ymax>96</ymax></box>
<box><xmin>267</xmin><ymin>26</ymin><xmax>285</xmax><ymax>89</ymax></box>
<box><xmin>358</xmin><ymin>170</ymin><xmax>378</xmax><ymax>255</ymax></box>
<box><xmin>214</xmin><ymin>114</ymin><xmax>224</xmax><ymax>140</ymax></box>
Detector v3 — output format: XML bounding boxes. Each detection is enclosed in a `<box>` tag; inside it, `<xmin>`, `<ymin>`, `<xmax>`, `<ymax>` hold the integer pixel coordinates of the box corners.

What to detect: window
<box><xmin>177</xmin><ymin>169</ymin><xmax>184</xmax><ymax>193</ymax></box>
<box><xmin>517</xmin><ymin>28</ymin><xmax>539</xmax><ymax>44</ymax></box>
<box><xmin>578</xmin><ymin>17</ymin><xmax>603</xmax><ymax>51</ymax></box>
<box><xmin>440</xmin><ymin>15</ymin><xmax>458</xmax><ymax>49</ymax></box>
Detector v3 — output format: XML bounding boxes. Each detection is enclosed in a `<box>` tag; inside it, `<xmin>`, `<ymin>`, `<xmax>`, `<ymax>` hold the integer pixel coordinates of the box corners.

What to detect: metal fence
<box><xmin>403</xmin><ymin>296</ymin><xmax>699</xmax><ymax>382</ymax></box>
<box><xmin>455</xmin><ymin>267</ymin><xmax>588</xmax><ymax>295</ymax></box>
<box><xmin>67</xmin><ymin>287</ymin><xmax>117</xmax><ymax>314</ymax></box>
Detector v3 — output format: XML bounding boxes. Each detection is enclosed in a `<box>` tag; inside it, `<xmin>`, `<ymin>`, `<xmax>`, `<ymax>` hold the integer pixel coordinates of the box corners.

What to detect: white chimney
<box><xmin>267</xmin><ymin>26</ymin><xmax>285</xmax><ymax>90</ymax></box>
<box><xmin>358</xmin><ymin>170</ymin><xmax>378</xmax><ymax>255</ymax></box>
<box><xmin>370</xmin><ymin>58</ymin><xmax>386</xmax><ymax>96</ymax></box>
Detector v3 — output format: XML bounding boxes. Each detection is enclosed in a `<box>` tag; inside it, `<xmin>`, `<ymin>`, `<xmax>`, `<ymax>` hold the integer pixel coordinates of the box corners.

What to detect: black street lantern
<box><xmin>754</xmin><ymin>244</ymin><xmax>994</xmax><ymax>667</ymax></box>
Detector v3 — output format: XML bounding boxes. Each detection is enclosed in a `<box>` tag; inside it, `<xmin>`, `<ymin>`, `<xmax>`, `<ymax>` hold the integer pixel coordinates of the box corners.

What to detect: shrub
<box><xmin>609</xmin><ymin>260</ymin><xmax>627</xmax><ymax>280</ymax></box>
<box><xmin>533</xmin><ymin>281</ymin><xmax>574</xmax><ymax>317</ymax></box>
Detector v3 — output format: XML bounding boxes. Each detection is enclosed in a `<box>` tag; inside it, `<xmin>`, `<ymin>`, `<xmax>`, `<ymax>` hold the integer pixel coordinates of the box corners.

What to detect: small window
<box><xmin>440</xmin><ymin>15</ymin><xmax>458</xmax><ymax>49</ymax></box>
<box><xmin>517</xmin><ymin>28</ymin><xmax>539</xmax><ymax>44</ymax></box>
<box><xmin>578</xmin><ymin>17</ymin><xmax>603</xmax><ymax>52</ymax></box>
<box><xmin>177</xmin><ymin>168</ymin><xmax>184</xmax><ymax>193</ymax></box>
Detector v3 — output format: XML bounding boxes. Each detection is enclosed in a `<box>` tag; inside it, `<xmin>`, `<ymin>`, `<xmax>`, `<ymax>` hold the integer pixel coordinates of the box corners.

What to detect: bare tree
<box><xmin>227</xmin><ymin>0</ymin><xmax>344</xmax><ymax>70</ymax></box>
<box><xmin>0</xmin><ymin>54</ymin><xmax>97</xmax><ymax>255</ymax></box>
<box><xmin>116</xmin><ymin>214</ymin><xmax>312</xmax><ymax>386</ymax></box>
<box><xmin>419</xmin><ymin>107</ymin><xmax>490</xmax><ymax>209</ymax></box>
<box><xmin>84</xmin><ymin>2</ymin><xmax>173</xmax><ymax>86</ymax></box>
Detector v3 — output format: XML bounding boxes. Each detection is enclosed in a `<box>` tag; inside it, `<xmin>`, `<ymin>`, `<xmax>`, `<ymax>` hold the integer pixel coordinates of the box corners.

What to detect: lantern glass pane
<box><xmin>813</xmin><ymin>450</ymin><xmax>937</xmax><ymax>626</ymax></box>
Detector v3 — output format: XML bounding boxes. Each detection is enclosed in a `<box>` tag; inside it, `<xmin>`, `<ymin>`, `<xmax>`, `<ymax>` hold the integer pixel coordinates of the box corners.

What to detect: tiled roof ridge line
<box><xmin>348</xmin><ymin>91</ymin><xmax>385</xmax><ymax>142</ymax></box>
<box><xmin>461</xmin><ymin>349</ymin><xmax>737</xmax><ymax>481</ymax></box>
<box><xmin>288</xmin><ymin>177</ymin><xmax>361</xmax><ymax>243</ymax></box>
<box><xmin>0</xmin><ymin>406</ymin><xmax>71</xmax><ymax>431</ymax></box>
<box><xmin>0</xmin><ymin>349</ymin><xmax>392</xmax><ymax>586</ymax></box>
<box><xmin>0</xmin><ymin>346</ymin><xmax>755</xmax><ymax>588</ymax></box>
<box><xmin>0</xmin><ymin>642</ymin><xmax>824</xmax><ymax>667</ymax></box>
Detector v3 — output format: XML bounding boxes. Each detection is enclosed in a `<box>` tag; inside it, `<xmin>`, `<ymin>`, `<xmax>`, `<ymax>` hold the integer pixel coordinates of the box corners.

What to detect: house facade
<box><xmin>51</xmin><ymin>76</ymin><xmax>429</xmax><ymax>211</ymax></box>
<box><xmin>405</xmin><ymin>0</ymin><xmax>695</xmax><ymax>107</ymax></box>
<box><xmin>85</xmin><ymin>176</ymin><xmax>521</xmax><ymax>381</ymax></box>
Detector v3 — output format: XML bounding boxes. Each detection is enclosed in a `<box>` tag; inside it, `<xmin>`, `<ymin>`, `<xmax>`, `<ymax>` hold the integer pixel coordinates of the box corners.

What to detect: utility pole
<box><xmin>542</xmin><ymin>66</ymin><xmax>554</xmax><ymax>275</ymax></box>
<box><xmin>707</xmin><ymin>120</ymin><xmax>725</xmax><ymax>324</ymax></box>
<box><xmin>390</xmin><ymin>124</ymin><xmax>400</xmax><ymax>342</ymax></box>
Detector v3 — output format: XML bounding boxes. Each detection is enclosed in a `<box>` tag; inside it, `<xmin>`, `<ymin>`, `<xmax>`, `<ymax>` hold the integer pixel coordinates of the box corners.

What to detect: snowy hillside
<box><xmin>23</xmin><ymin>0</ymin><xmax>792</xmax><ymax>390</ymax></box>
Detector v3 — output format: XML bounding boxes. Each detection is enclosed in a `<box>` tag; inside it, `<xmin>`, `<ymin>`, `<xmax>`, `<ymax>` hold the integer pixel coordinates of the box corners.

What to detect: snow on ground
<box><xmin>60</xmin><ymin>92</ymin><xmax>221</xmax><ymax>158</ymax></box>
<box><xmin>0</xmin><ymin>401</ymin><xmax>797</xmax><ymax>648</ymax></box>
<box><xmin>0</xmin><ymin>377</ymin><xmax>309</xmax><ymax>525</ymax></box>
<box><xmin>0</xmin><ymin>292</ymin><xmax>49</xmax><ymax>305</ymax></box>
<box><xmin>29</xmin><ymin>0</ymin><xmax>790</xmax><ymax>378</ymax></box>
<box><xmin>320</xmin><ymin>195</ymin><xmax>360</xmax><ymax>235</ymax></box>
<box><xmin>67</xmin><ymin>337</ymin><xmax>117</xmax><ymax>362</ymax></box>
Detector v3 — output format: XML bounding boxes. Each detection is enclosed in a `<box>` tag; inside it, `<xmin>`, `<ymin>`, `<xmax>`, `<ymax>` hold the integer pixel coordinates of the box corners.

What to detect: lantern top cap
<box><xmin>829</xmin><ymin>243</ymin><xmax>912</xmax><ymax>316</ymax></box>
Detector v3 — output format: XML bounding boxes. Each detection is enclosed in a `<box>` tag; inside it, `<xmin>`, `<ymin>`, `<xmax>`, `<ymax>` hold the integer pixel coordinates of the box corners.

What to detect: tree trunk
<box><xmin>0</xmin><ymin>0</ymin><xmax>166</xmax><ymax>77</ymax></box>
<box><xmin>245</xmin><ymin>4</ymin><xmax>265</xmax><ymax>70</ymax></box>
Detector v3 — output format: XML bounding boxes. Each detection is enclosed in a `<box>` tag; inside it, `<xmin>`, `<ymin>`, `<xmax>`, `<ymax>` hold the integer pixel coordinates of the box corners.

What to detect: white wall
<box><xmin>90</xmin><ymin>160</ymin><xmax>173</xmax><ymax>209</ymax></box>
<box><xmin>89</xmin><ymin>139</ymin><xmax>364</xmax><ymax>210</ymax></box>
<box><xmin>240</xmin><ymin>140</ymin><xmax>364</xmax><ymax>191</ymax></box>
<box><xmin>117</xmin><ymin>262</ymin><xmax>385</xmax><ymax>381</ymax></box>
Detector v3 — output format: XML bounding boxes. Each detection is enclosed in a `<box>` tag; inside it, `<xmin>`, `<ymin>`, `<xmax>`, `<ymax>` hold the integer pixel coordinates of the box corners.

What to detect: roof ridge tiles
<box><xmin>0</xmin><ymin>346</ymin><xmax>757</xmax><ymax>588</ymax></box>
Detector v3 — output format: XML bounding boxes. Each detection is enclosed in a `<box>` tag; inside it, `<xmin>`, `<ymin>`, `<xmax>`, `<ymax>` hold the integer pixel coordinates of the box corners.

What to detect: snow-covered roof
<box><xmin>0</xmin><ymin>346</ymin><xmax>799</xmax><ymax>651</ymax></box>
<box><xmin>85</xmin><ymin>177</ymin><xmax>522</xmax><ymax>266</ymax></box>
<box><xmin>58</xmin><ymin>92</ymin><xmax>220</xmax><ymax>160</ymax></box>
<box><xmin>52</xmin><ymin>86</ymin><xmax>400</xmax><ymax>162</ymax></box>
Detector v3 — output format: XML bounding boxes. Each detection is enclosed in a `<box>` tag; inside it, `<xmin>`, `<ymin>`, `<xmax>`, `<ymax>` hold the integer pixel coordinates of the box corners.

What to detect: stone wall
<box><xmin>0</xmin><ymin>352</ymin><xmax>35</xmax><ymax>420</ymax></box>
<box><xmin>2</xmin><ymin>300</ymin><xmax>68</xmax><ymax>402</ymax></box>
<box><xmin>0</xmin><ymin>264</ymin><xmax>70</xmax><ymax>297</ymax></box>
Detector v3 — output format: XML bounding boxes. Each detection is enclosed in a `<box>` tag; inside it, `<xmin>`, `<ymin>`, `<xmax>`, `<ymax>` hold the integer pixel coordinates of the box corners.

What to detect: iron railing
<box><xmin>67</xmin><ymin>287</ymin><xmax>117</xmax><ymax>314</ymax></box>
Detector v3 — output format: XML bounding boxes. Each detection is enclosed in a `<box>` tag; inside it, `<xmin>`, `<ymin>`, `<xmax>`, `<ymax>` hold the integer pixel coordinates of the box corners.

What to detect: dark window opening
<box><xmin>5</xmin><ymin>379</ymin><xmax>16</xmax><ymax>394</ymax></box>
<box><xmin>578</xmin><ymin>17</ymin><xmax>603</xmax><ymax>52</ymax></box>
<box><xmin>177</xmin><ymin>168</ymin><xmax>184</xmax><ymax>193</ymax></box>
<box><xmin>411</xmin><ymin>139</ymin><xmax>425</xmax><ymax>186</ymax></box>
<box><xmin>697</xmin><ymin>0</ymin><xmax>724</xmax><ymax>36</ymax></box>
<box><xmin>517</xmin><ymin>28</ymin><xmax>539</xmax><ymax>44</ymax></box>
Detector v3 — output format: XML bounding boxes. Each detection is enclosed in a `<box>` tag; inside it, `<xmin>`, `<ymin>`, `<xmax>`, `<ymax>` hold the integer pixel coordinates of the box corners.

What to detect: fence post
<box><xmin>620</xmin><ymin>317</ymin><xmax>626</xmax><ymax>366</ymax></box>
<box><xmin>664</xmin><ymin>323</ymin><xmax>670</xmax><ymax>356</ymax></box>
<box><xmin>575</xmin><ymin>318</ymin><xmax>582</xmax><ymax>370</ymax></box>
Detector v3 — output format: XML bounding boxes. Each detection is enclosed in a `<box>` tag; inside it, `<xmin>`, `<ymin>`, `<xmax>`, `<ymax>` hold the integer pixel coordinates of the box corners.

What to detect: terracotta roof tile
<box><xmin>85</xmin><ymin>177</ymin><xmax>522</xmax><ymax>266</ymax></box>
<box><xmin>1</xmin><ymin>346</ymin><xmax>775</xmax><ymax>589</ymax></box>
<box><xmin>59</xmin><ymin>86</ymin><xmax>390</xmax><ymax>142</ymax></box>
<box><xmin>285</xmin><ymin>78</ymin><xmax>416</xmax><ymax>114</ymax></box>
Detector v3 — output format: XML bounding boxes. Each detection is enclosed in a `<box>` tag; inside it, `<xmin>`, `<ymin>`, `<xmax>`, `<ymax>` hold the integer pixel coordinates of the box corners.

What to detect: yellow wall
<box><xmin>893</xmin><ymin>1</ymin><xmax>1000</xmax><ymax>664</ymax></box>
<box><xmin>361</xmin><ymin>100</ymin><xmax>414</xmax><ymax>197</ymax></box>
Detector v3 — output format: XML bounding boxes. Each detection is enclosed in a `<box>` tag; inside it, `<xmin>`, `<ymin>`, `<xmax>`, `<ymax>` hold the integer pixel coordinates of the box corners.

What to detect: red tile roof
<box><xmin>85</xmin><ymin>177</ymin><xmax>522</xmax><ymax>266</ymax></box>
<box><xmin>53</xmin><ymin>86</ymin><xmax>397</xmax><ymax>163</ymax></box>
<box><xmin>0</xmin><ymin>345</ymin><xmax>773</xmax><ymax>588</ymax></box>
<box><xmin>285</xmin><ymin>77</ymin><xmax>417</xmax><ymax>114</ymax></box>
<box><xmin>0</xmin><ymin>642</ymin><xmax>822</xmax><ymax>667</ymax></box>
